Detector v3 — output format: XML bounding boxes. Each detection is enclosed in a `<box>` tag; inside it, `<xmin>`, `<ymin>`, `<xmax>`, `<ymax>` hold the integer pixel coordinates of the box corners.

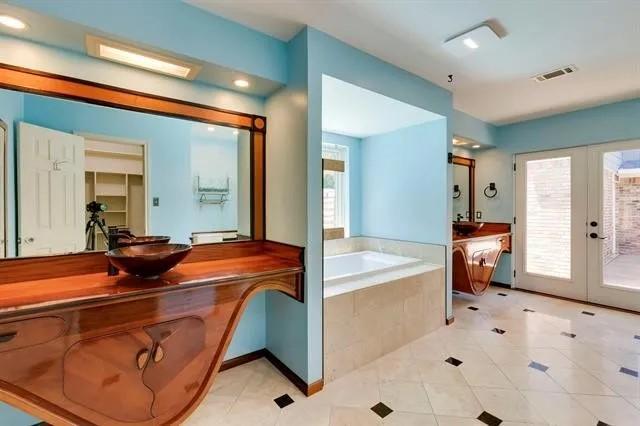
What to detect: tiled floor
<box><xmin>187</xmin><ymin>286</ymin><xmax>640</xmax><ymax>425</ymax></box>
<box><xmin>604</xmin><ymin>254</ymin><xmax>640</xmax><ymax>290</ymax></box>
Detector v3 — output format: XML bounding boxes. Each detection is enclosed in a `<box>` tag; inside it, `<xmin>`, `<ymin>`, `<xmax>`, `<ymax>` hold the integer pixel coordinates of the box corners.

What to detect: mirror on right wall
<box><xmin>452</xmin><ymin>155</ymin><xmax>475</xmax><ymax>221</ymax></box>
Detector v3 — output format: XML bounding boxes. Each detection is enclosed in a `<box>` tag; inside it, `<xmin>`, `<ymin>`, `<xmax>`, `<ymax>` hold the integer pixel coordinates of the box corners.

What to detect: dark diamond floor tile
<box><xmin>523</xmin><ymin>308</ymin><xmax>536</xmax><ymax>312</ymax></box>
<box><xmin>274</xmin><ymin>393</ymin><xmax>294</xmax><ymax>409</ymax></box>
<box><xmin>561</xmin><ymin>332</ymin><xmax>576</xmax><ymax>338</ymax></box>
<box><xmin>619</xmin><ymin>367</ymin><xmax>639</xmax><ymax>378</ymax></box>
<box><xmin>477</xmin><ymin>410</ymin><xmax>502</xmax><ymax>425</ymax></box>
<box><xmin>468</xmin><ymin>306</ymin><xmax>479</xmax><ymax>311</ymax></box>
<box><xmin>453</xmin><ymin>291</ymin><xmax>460</xmax><ymax>295</ymax></box>
<box><xmin>370</xmin><ymin>402</ymin><xmax>393</xmax><ymax>418</ymax></box>
<box><xmin>529</xmin><ymin>361</ymin><xmax>549</xmax><ymax>372</ymax></box>
<box><xmin>634</xmin><ymin>335</ymin><xmax>640</xmax><ymax>340</ymax></box>
<box><xmin>597</xmin><ymin>421</ymin><xmax>612</xmax><ymax>426</ymax></box>
<box><xmin>582</xmin><ymin>311</ymin><xmax>595</xmax><ymax>316</ymax></box>
<box><xmin>497</xmin><ymin>293</ymin><xmax>508</xmax><ymax>296</ymax></box>
<box><xmin>492</xmin><ymin>328</ymin><xmax>506</xmax><ymax>335</ymax></box>
<box><xmin>445</xmin><ymin>357</ymin><xmax>463</xmax><ymax>367</ymax></box>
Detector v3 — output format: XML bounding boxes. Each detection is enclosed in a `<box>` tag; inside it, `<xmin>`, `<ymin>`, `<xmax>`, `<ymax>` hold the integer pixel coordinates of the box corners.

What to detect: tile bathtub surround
<box><xmin>187</xmin><ymin>286</ymin><xmax>640</xmax><ymax>426</ymax></box>
<box><xmin>323</xmin><ymin>236</ymin><xmax>446</xmax><ymax>266</ymax></box>
<box><xmin>324</xmin><ymin>268</ymin><xmax>445</xmax><ymax>382</ymax></box>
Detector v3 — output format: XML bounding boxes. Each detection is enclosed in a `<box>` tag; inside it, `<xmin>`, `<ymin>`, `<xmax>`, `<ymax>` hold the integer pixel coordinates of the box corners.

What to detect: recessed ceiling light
<box><xmin>443</xmin><ymin>24</ymin><xmax>500</xmax><ymax>57</ymax></box>
<box><xmin>453</xmin><ymin>138</ymin><xmax>467</xmax><ymax>146</ymax></box>
<box><xmin>233</xmin><ymin>130</ymin><xmax>239</xmax><ymax>135</ymax></box>
<box><xmin>86</xmin><ymin>35</ymin><xmax>201</xmax><ymax>80</ymax></box>
<box><xmin>463</xmin><ymin>38</ymin><xmax>479</xmax><ymax>49</ymax></box>
<box><xmin>234</xmin><ymin>79</ymin><xmax>250</xmax><ymax>88</ymax></box>
<box><xmin>0</xmin><ymin>15</ymin><xmax>27</xmax><ymax>30</ymax></box>
<box><xmin>453</xmin><ymin>138</ymin><xmax>459</xmax><ymax>143</ymax></box>
<box><xmin>472</xmin><ymin>144</ymin><xmax>481</xmax><ymax>149</ymax></box>
<box><xmin>207</xmin><ymin>126</ymin><xmax>215</xmax><ymax>132</ymax></box>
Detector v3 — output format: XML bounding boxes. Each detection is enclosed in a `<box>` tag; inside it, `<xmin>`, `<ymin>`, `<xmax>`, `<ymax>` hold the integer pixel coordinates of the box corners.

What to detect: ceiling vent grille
<box><xmin>533</xmin><ymin>65</ymin><xmax>578</xmax><ymax>82</ymax></box>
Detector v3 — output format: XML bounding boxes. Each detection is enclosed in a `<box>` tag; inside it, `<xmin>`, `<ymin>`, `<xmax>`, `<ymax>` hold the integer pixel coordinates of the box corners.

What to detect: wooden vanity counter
<box><xmin>452</xmin><ymin>223</ymin><xmax>511</xmax><ymax>296</ymax></box>
<box><xmin>0</xmin><ymin>240</ymin><xmax>304</xmax><ymax>426</ymax></box>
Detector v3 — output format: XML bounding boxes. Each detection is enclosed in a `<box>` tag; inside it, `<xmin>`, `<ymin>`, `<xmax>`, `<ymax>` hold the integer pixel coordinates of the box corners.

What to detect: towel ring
<box><xmin>453</xmin><ymin>184</ymin><xmax>461</xmax><ymax>199</ymax></box>
<box><xmin>484</xmin><ymin>182</ymin><xmax>498</xmax><ymax>198</ymax></box>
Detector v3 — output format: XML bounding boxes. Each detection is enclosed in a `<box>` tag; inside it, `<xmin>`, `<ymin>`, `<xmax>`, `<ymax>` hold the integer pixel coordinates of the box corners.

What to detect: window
<box><xmin>322</xmin><ymin>143</ymin><xmax>348</xmax><ymax>239</ymax></box>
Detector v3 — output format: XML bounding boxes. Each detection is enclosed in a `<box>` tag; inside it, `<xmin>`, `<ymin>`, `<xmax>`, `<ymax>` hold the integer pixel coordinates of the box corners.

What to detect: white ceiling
<box><xmin>187</xmin><ymin>0</ymin><xmax>640</xmax><ymax>125</ymax></box>
<box><xmin>322</xmin><ymin>75</ymin><xmax>443</xmax><ymax>138</ymax></box>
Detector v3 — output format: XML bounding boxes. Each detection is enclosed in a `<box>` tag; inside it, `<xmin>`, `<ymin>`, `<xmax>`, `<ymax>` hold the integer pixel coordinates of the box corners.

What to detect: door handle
<box><xmin>589</xmin><ymin>233</ymin><xmax>606</xmax><ymax>240</ymax></box>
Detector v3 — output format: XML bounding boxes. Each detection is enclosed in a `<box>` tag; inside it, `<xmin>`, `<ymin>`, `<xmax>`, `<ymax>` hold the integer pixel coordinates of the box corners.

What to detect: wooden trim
<box><xmin>0</xmin><ymin>63</ymin><xmax>266</xmax><ymax>265</ymax></box>
<box><xmin>306</xmin><ymin>379</ymin><xmax>324</xmax><ymax>397</ymax></box>
<box><xmin>323</xmin><ymin>227</ymin><xmax>345</xmax><ymax>241</ymax></box>
<box><xmin>0</xmin><ymin>119</ymin><xmax>6</xmax><ymax>259</ymax></box>
<box><xmin>219</xmin><ymin>349</ymin><xmax>266</xmax><ymax>372</ymax></box>
<box><xmin>490</xmin><ymin>281</ymin><xmax>512</xmax><ymax>289</ymax></box>
<box><xmin>452</xmin><ymin>155</ymin><xmax>475</xmax><ymax>220</ymax></box>
<box><xmin>322</xmin><ymin>158</ymin><xmax>345</xmax><ymax>172</ymax></box>
<box><xmin>511</xmin><ymin>287</ymin><xmax>640</xmax><ymax>316</ymax></box>
<box><xmin>446</xmin><ymin>316</ymin><xmax>455</xmax><ymax>325</ymax></box>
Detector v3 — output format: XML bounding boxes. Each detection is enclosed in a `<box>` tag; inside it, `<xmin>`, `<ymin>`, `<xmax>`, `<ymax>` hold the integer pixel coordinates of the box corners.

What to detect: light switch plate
<box><xmin>476</xmin><ymin>211</ymin><xmax>482</xmax><ymax>219</ymax></box>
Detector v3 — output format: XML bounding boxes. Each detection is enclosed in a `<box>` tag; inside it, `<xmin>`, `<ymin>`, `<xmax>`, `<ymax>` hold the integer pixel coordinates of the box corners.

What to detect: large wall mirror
<box><xmin>452</xmin><ymin>155</ymin><xmax>475</xmax><ymax>221</ymax></box>
<box><xmin>0</xmin><ymin>64</ymin><xmax>265</xmax><ymax>259</ymax></box>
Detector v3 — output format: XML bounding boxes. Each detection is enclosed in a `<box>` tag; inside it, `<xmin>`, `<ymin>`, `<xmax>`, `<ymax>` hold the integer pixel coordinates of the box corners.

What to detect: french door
<box><xmin>516</xmin><ymin>142</ymin><xmax>640</xmax><ymax>312</ymax></box>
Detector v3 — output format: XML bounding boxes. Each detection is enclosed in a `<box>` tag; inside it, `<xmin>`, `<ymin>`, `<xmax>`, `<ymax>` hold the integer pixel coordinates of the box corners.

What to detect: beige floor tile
<box><xmin>546</xmin><ymin>367</ymin><xmax>616</xmax><ymax>395</ymax></box>
<box><xmin>379</xmin><ymin>380</ymin><xmax>432</xmax><ymax>414</ymax></box>
<box><xmin>498</xmin><ymin>364</ymin><xmax>565</xmax><ymax>392</ymax></box>
<box><xmin>521</xmin><ymin>391</ymin><xmax>597</xmax><ymax>426</ymax></box>
<box><xmin>573</xmin><ymin>394</ymin><xmax>640</xmax><ymax>426</ymax></box>
<box><xmin>376</xmin><ymin>356</ymin><xmax>422</xmax><ymax>382</ymax></box>
<box><xmin>521</xmin><ymin>347</ymin><xmax>578</xmax><ymax>369</ymax></box>
<box><xmin>423</xmin><ymin>383</ymin><xmax>483</xmax><ymax>417</ymax></box>
<box><xmin>435</xmin><ymin>415</ymin><xmax>484</xmax><ymax>425</ymax></box>
<box><xmin>459</xmin><ymin>362</ymin><xmax>514</xmax><ymax>388</ymax></box>
<box><xmin>559</xmin><ymin>346</ymin><xmax>620</xmax><ymax>373</ymax></box>
<box><xmin>417</xmin><ymin>359</ymin><xmax>469</xmax><ymax>386</ymax></box>
<box><xmin>276</xmin><ymin>399</ymin><xmax>332</xmax><ymax>426</ymax></box>
<box><xmin>589</xmin><ymin>367</ymin><xmax>640</xmax><ymax>397</ymax></box>
<box><xmin>472</xmin><ymin>387</ymin><xmax>544</xmax><ymax>423</ymax></box>
<box><xmin>382</xmin><ymin>411</ymin><xmax>437</xmax><ymax>425</ymax></box>
<box><xmin>222</xmin><ymin>396</ymin><xmax>282</xmax><ymax>426</ymax></box>
<box><xmin>482</xmin><ymin>346</ymin><xmax>531</xmax><ymax>366</ymax></box>
<box><xmin>329</xmin><ymin>406</ymin><xmax>382</xmax><ymax>426</ymax></box>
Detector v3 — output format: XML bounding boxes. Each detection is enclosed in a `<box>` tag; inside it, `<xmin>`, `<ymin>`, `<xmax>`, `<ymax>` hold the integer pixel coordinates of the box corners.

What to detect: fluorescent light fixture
<box><xmin>463</xmin><ymin>38</ymin><xmax>479</xmax><ymax>49</ymax></box>
<box><xmin>86</xmin><ymin>35</ymin><xmax>201</xmax><ymax>80</ymax></box>
<box><xmin>443</xmin><ymin>24</ymin><xmax>500</xmax><ymax>57</ymax></box>
<box><xmin>207</xmin><ymin>126</ymin><xmax>215</xmax><ymax>132</ymax></box>
<box><xmin>472</xmin><ymin>144</ymin><xmax>481</xmax><ymax>149</ymax></box>
<box><xmin>0</xmin><ymin>15</ymin><xmax>27</xmax><ymax>30</ymax></box>
<box><xmin>453</xmin><ymin>138</ymin><xmax>467</xmax><ymax>146</ymax></box>
<box><xmin>234</xmin><ymin>79</ymin><xmax>250</xmax><ymax>88</ymax></box>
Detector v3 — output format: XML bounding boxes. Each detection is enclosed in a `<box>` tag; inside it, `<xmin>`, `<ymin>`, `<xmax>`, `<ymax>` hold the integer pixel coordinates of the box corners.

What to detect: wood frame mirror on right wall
<box><xmin>452</xmin><ymin>155</ymin><xmax>476</xmax><ymax>221</ymax></box>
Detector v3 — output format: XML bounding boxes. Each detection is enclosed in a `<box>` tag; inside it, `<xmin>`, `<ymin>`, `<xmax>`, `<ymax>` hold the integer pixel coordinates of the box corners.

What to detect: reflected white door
<box><xmin>18</xmin><ymin>122</ymin><xmax>85</xmax><ymax>256</ymax></box>
<box><xmin>587</xmin><ymin>140</ymin><xmax>640</xmax><ymax>311</ymax></box>
<box><xmin>0</xmin><ymin>122</ymin><xmax>5</xmax><ymax>258</ymax></box>
<box><xmin>515</xmin><ymin>147</ymin><xmax>588</xmax><ymax>300</ymax></box>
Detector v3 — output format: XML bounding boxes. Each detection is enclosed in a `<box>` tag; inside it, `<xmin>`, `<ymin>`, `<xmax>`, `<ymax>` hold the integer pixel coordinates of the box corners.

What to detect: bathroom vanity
<box><xmin>0</xmin><ymin>241</ymin><xmax>303</xmax><ymax>425</ymax></box>
<box><xmin>0</xmin><ymin>64</ymin><xmax>306</xmax><ymax>425</ymax></box>
<box><xmin>452</xmin><ymin>223</ymin><xmax>511</xmax><ymax>295</ymax></box>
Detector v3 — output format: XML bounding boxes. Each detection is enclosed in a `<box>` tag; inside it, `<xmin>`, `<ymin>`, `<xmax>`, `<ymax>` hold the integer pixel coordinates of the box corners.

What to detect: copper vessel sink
<box><xmin>453</xmin><ymin>221</ymin><xmax>484</xmax><ymax>236</ymax></box>
<box><xmin>117</xmin><ymin>235</ymin><xmax>171</xmax><ymax>246</ymax></box>
<box><xmin>106</xmin><ymin>244</ymin><xmax>192</xmax><ymax>279</ymax></box>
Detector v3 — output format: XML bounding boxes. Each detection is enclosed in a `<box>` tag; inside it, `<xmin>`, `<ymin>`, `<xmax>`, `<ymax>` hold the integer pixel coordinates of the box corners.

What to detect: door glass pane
<box><xmin>602</xmin><ymin>149</ymin><xmax>640</xmax><ymax>290</ymax></box>
<box><xmin>525</xmin><ymin>157</ymin><xmax>572</xmax><ymax>279</ymax></box>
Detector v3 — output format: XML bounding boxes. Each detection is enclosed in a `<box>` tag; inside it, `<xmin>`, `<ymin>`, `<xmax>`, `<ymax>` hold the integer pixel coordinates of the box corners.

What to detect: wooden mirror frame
<box><xmin>0</xmin><ymin>119</ymin><xmax>6</xmax><ymax>257</ymax></box>
<box><xmin>0</xmin><ymin>63</ymin><xmax>266</xmax><ymax>260</ymax></box>
<box><xmin>452</xmin><ymin>155</ymin><xmax>475</xmax><ymax>221</ymax></box>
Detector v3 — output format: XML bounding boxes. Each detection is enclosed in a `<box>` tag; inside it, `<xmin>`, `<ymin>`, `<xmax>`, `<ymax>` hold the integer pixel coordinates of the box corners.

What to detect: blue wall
<box><xmin>361</xmin><ymin>121</ymin><xmax>448</xmax><ymax>244</ymax></box>
<box><xmin>453</xmin><ymin>110</ymin><xmax>497</xmax><ymax>147</ymax></box>
<box><xmin>322</xmin><ymin>132</ymin><xmax>362</xmax><ymax>236</ymax></box>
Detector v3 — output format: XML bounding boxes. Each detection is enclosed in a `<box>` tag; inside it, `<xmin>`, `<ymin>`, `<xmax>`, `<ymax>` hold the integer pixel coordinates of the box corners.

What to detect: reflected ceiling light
<box><xmin>453</xmin><ymin>138</ymin><xmax>467</xmax><ymax>146</ymax></box>
<box><xmin>233</xmin><ymin>79</ymin><xmax>250</xmax><ymax>88</ymax></box>
<box><xmin>0</xmin><ymin>15</ymin><xmax>27</xmax><ymax>30</ymax></box>
<box><xmin>207</xmin><ymin>126</ymin><xmax>215</xmax><ymax>132</ymax></box>
<box><xmin>233</xmin><ymin>130</ymin><xmax>239</xmax><ymax>135</ymax></box>
<box><xmin>86</xmin><ymin>35</ymin><xmax>201</xmax><ymax>80</ymax></box>
<box><xmin>472</xmin><ymin>144</ymin><xmax>481</xmax><ymax>149</ymax></box>
<box><xmin>443</xmin><ymin>24</ymin><xmax>500</xmax><ymax>57</ymax></box>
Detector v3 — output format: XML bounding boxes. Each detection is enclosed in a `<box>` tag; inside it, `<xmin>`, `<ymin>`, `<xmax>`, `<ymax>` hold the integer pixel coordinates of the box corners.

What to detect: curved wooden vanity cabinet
<box><xmin>0</xmin><ymin>240</ymin><xmax>304</xmax><ymax>425</ymax></box>
<box><xmin>452</xmin><ymin>223</ymin><xmax>511</xmax><ymax>296</ymax></box>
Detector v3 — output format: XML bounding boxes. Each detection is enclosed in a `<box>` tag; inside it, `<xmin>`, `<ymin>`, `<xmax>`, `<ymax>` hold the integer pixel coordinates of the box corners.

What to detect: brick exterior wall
<box><xmin>616</xmin><ymin>176</ymin><xmax>640</xmax><ymax>255</ymax></box>
<box><xmin>602</xmin><ymin>168</ymin><xmax>617</xmax><ymax>264</ymax></box>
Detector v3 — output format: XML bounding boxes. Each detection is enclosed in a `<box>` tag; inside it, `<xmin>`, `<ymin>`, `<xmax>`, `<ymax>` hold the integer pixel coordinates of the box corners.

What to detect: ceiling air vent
<box><xmin>532</xmin><ymin>65</ymin><xmax>578</xmax><ymax>82</ymax></box>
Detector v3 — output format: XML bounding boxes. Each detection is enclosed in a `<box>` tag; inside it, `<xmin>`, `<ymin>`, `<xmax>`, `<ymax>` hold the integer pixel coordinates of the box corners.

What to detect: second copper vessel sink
<box><xmin>106</xmin><ymin>244</ymin><xmax>192</xmax><ymax>279</ymax></box>
<box><xmin>453</xmin><ymin>221</ymin><xmax>484</xmax><ymax>236</ymax></box>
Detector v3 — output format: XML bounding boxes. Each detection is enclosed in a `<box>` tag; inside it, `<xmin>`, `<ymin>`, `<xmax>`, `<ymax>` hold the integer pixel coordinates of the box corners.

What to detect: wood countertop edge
<box><xmin>452</xmin><ymin>232</ymin><xmax>512</xmax><ymax>243</ymax></box>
